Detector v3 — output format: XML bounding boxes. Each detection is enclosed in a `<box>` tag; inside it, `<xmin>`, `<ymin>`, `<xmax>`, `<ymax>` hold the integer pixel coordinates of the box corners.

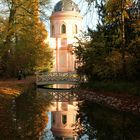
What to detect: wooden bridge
<box><xmin>36</xmin><ymin>72</ymin><xmax>80</xmax><ymax>86</ymax></box>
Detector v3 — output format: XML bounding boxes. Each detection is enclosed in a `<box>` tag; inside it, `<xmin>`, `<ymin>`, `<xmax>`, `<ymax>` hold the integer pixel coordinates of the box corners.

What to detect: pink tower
<box><xmin>50</xmin><ymin>0</ymin><xmax>83</xmax><ymax>72</ymax></box>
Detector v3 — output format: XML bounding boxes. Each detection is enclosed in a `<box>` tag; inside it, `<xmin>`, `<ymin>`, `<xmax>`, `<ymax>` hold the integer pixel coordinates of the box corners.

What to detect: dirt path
<box><xmin>0</xmin><ymin>76</ymin><xmax>35</xmax><ymax>96</ymax></box>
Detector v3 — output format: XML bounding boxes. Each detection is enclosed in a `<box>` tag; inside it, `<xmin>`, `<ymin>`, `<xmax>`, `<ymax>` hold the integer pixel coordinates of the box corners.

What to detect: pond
<box><xmin>0</xmin><ymin>84</ymin><xmax>140</xmax><ymax>140</ymax></box>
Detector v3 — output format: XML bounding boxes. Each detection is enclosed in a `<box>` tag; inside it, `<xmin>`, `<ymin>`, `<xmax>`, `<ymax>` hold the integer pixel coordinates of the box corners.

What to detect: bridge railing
<box><xmin>36</xmin><ymin>72</ymin><xmax>80</xmax><ymax>85</ymax></box>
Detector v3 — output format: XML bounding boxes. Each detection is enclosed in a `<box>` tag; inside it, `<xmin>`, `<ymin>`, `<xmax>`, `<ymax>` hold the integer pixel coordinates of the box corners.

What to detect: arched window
<box><xmin>62</xmin><ymin>115</ymin><xmax>67</xmax><ymax>125</ymax></box>
<box><xmin>52</xmin><ymin>114</ymin><xmax>55</xmax><ymax>124</ymax></box>
<box><xmin>61</xmin><ymin>24</ymin><xmax>66</xmax><ymax>34</ymax></box>
<box><xmin>73</xmin><ymin>24</ymin><xmax>78</xmax><ymax>34</ymax></box>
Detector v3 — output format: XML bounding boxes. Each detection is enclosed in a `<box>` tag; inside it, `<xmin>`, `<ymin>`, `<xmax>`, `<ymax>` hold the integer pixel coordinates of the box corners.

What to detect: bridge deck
<box><xmin>37</xmin><ymin>81</ymin><xmax>78</xmax><ymax>86</ymax></box>
<box><xmin>36</xmin><ymin>72</ymin><xmax>79</xmax><ymax>86</ymax></box>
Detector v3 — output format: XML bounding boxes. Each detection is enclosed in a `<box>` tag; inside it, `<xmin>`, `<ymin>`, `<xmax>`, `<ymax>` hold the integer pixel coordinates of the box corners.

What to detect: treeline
<box><xmin>74</xmin><ymin>0</ymin><xmax>140</xmax><ymax>81</ymax></box>
<box><xmin>0</xmin><ymin>0</ymin><xmax>52</xmax><ymax>77</ymax></box>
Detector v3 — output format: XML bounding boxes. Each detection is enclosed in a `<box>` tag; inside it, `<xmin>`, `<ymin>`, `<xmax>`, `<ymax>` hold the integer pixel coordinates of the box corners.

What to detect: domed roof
<box><xmin>53</xmin><ymin>0</ymin><xmax>80</xmax><ymax>13</ymax></box>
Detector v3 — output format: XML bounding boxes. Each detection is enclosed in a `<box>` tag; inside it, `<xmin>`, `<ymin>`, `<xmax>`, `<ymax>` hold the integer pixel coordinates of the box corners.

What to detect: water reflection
<box><xmin>77</xmin><ymin>100</ymin><xmax>140</xmax><ymax>140</ymax></box>
<box><xmin>38</xmin><ymin>87</ymin><xmax>79</xmax><ymax>140</ymax></box>
<box><xmin>0</xmin><ymin>85</ymin><xmax>140</xmax><ymax>140</ymax></box>
<box><xmin>0</xmin><ymin>86</ymin><xmax>53</xmax><ymax>140</ymax></box>
<box><xmin>15</xmin><ymin>87</ymin><xmax>53</xmax><ymax>139</ymax></box>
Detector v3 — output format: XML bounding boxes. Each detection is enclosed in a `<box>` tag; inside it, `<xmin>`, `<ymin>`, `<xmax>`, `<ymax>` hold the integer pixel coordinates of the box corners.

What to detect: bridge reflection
<box><xmin>37</xmin><ymin>87</ymin><xmax>79</xmax><ymax>102</ymax></box>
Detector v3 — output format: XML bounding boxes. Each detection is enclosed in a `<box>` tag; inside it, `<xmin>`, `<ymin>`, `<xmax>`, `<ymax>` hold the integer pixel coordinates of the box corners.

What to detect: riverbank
<box><xmin>0</xmin><ymin>76</ymin><xmax>36</xmax><ymax>97</ymax></box>
<box><xmin>0</xmin><ymin>76</ymin><xmax>39</xmax><ymax>138</ymax></box>
<box><xmin>0</xmin><ymin>76</ymin><xmax>36</xmax><ymax>133</ymax></box>
<box><xmin>0</xmin><ymin>77</ymin><xmax>140</xmax><ymax>116</ymax></box>
<box><xmin>78</xmin><ymin>81</ymin><xmax>140</xmax><ymax>116</ymax></box>
<box><xmin>80</xmin><ymin>81</ymin><xmax>140</xmax><ymax>96</ymax></box>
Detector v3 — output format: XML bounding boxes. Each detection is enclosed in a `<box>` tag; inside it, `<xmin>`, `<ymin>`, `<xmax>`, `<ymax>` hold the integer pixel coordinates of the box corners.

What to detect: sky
<box><xmin>49</xmin><ymin>0</ymin><xmax>98</xmax><ymax>31</ymax></box>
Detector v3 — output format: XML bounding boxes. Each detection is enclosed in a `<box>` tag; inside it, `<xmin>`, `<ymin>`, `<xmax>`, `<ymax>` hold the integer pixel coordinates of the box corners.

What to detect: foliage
<box><xmin>74</xmin><ymin>0</ymin><xmax>140</xmax><ymax>81</ymax></box>
<box><xmin>0</xmin><ymin>0</ymin><xmax>53</xmax><ymax>77</ymax></box>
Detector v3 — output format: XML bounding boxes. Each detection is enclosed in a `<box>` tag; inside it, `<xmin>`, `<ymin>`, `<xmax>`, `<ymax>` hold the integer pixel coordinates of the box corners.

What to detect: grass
<box><xmin>80</xmin><ymin>81</ymin><xmax>140</xmax><ymax>96</ymax></box>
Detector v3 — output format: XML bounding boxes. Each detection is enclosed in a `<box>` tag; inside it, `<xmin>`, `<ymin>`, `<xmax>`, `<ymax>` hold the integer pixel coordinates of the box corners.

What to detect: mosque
<box><xmin>50</xmin><ymin>0</ymin><xmax>83</xmax><ymax>72</ymax></box>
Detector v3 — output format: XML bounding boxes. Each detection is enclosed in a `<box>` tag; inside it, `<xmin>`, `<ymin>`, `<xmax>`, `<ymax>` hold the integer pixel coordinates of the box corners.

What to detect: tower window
<box><xmin>62</xmin><ymin>115</ymin><xmax>67</xmax><ymax>125</ymax></box>
<box><xmin>52</xmin><ymin>114</ymin><xmax>55</xmax><ymax>124</ymax></box>
<box><xmin>52</xmin><ymin>25</ymin><xmax>54</xmax><ymax>35</ymax></box>
<box><xmin>61</xmin><ymin>24</ymin><xmax>66</xmax><ymax>34</ymax></box>
<box><xmin>73</xmin><ymin>24</ymin><xmax>78</xmax><ymax>34</ymax></box>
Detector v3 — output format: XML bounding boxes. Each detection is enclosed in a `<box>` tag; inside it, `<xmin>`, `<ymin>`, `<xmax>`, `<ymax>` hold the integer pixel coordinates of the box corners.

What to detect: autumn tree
<box><xmin>0</xmin><ymin>0</ymin><xmax>52</xmax><ymax>77</ymax></box>
<box><xmin>105</xmin><ymin>0</ymin><xmax>140</xmax><ymax>79</ymax></box>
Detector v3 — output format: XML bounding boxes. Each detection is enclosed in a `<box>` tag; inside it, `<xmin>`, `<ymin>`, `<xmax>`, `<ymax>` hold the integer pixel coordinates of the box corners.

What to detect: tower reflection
<box><xmin>37</xmin><ymin>85</ymin><xmax>79</xmax><ymax>140</ymax></box>
<box><xmin>50</xmin><ymin>100</ymin><xmax>78</xmax><ymax>140</ymax></box>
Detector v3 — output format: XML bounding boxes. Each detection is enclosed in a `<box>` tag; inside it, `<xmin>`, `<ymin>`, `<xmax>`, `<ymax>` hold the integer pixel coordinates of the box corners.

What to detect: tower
<box><xmin>50</xmin><ymin>101</ymin><xmax>78</xmax><ymax>140</ymax></box>
<box><xmin>50</xmin><ymin>0</ymin><xmax>83</xmax><ymax>72</ymax></box>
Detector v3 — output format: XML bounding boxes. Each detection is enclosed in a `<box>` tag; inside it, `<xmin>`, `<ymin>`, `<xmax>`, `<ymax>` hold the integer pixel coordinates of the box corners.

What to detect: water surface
<box><xmin>0</xmin><ymin>85</ymin><xmax>140</xmax><ymax>140</ymax></box>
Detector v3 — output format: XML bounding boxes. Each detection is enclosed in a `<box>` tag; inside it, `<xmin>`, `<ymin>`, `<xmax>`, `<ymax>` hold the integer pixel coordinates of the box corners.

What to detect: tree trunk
<box><xmin>121</xmin><ymin>0</ymin><xmax>126</xmax><ymax>79</ymax></box>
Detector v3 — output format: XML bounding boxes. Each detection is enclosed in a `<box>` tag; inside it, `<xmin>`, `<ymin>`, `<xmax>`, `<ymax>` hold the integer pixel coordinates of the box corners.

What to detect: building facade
<box><xmin>50</xmin><ymin>0</ymin><xmax>83</xmax><ymax>72</ymax></box>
